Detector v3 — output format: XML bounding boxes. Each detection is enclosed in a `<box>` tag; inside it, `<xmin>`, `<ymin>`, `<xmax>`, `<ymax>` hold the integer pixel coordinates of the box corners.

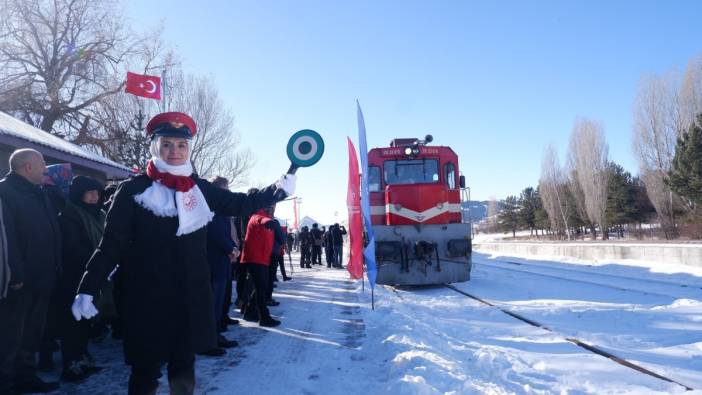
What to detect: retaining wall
<box><xmin>474</xmin><ymin>242</ymin><xmax>702</xmax><ymax>268</ymax></box>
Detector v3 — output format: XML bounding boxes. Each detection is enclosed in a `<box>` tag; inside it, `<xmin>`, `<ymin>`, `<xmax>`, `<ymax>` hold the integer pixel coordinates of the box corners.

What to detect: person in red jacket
<box><xmin>240</xmin><ymin>206</ymin><xmax>280</xmax><ymax>327</ymax></box>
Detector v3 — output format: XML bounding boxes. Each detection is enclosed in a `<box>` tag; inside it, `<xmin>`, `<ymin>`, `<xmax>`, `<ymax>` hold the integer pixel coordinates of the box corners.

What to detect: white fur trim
<box><xmin>134</xmin><ymin>182</ymin><xmax>178</xmax><ymax>217</ymax></box>
<box><xmin>134</xmin><ymin>157</ymin><xmax>213</xmax><ymax>235</ymax></box>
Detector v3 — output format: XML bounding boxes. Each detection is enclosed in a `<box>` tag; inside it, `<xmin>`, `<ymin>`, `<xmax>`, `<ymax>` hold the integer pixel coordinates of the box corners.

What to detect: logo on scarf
<box><xmin>182</xmin><ymin>192</ymin><xmax>198</xmax><ymax>212</ymax></box>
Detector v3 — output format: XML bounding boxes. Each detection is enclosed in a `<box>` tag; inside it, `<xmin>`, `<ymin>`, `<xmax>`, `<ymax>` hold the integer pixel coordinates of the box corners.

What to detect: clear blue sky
<box><xmin>123</xmin><ymin>0</ymin><xmax>702</xmax><ymax>225</ymax></box>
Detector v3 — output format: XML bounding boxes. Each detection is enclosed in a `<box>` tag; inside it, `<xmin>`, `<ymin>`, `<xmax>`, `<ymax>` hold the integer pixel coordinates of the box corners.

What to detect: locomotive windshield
<box><xmin>384</xmin><ymin>159</ymin><xmax>439</xmax><ymax>185</ymax></box>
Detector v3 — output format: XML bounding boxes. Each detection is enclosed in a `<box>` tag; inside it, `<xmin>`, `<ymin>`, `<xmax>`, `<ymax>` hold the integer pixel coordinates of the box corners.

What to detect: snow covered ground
<box><xmin>40</xmin><ymin>251</ymin><xmax>702</xmax><ymax>394</ymax></box>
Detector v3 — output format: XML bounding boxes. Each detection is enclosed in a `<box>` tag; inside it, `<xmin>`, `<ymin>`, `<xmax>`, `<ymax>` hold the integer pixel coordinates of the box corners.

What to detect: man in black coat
<box><xmin>0</xmin><ymin>149</ymin><xmax>62</xmax><ymax>394</ymax></box>
<box><xmin>202</xmin><ymin>176</ymin><xmax>239</xmax><ymax>357</ymax></box>
<box><xmin>331</xmin><ymin>223</ymin><xmax>347</xmax><ymax>268</ymax></box>
<box><xmin>299</xmin><ymin>226</ymin><xmax>312</xmax><ymax>268</ymax></box>
<box><xmin>310</xmin><ymin>223</ymin><xmax>323</xmax><ymax>265</ymax></box>
<box><xmin>71</xmin><ymin>112</ymin><xmax>295</xmax><ymax>395</ymax></box>
<box><xmin>323</xmin><ymin>227</ymin><xmax>333</xmax><ymax>268</ymax></box>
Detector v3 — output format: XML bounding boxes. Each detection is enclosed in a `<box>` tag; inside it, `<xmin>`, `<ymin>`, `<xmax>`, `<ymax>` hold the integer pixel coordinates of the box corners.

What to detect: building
<box><xmin>0</xmin><ymin>111</ymin><xmax>131</xmax><ymax>181</ymax></box>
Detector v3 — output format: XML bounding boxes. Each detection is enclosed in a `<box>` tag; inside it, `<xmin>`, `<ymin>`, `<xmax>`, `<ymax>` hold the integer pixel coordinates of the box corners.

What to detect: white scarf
<box><xmin>134</xmin><ymin>157</ymin><xmax>214</xmax><ymax>236</ymax></box>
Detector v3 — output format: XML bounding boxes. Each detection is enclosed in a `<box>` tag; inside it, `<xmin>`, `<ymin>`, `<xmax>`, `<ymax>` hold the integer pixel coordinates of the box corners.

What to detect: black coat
<box><xmin>0</xmin><ymin>172</ymin><xmax>61</xmax><ymax>295</ymax></box>
<box><xmin>78</xmin><ymin>174</ymin><xmax>281</xmax><ymax>365</ymax></box>
<box><xmin>206</xmin><ymin>215</ymin><xmax>236</xmax><ymax>284</ymax></box>
<box><xmin>57</xmin><ymin>203</ymin><xmax>105</xmax><ymax>297</ymax></box>
<box><xmin>331</xmin><ymin>225</ymin><xmax>347</xmax><ymax>245</ymax></box>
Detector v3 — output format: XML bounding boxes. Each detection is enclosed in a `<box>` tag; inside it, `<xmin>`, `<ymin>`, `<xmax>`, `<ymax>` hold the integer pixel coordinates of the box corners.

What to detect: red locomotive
<box><xmin>368</xmin><ymin>135</ymin><xmax>472</xmax><ymax>285</ymax></box>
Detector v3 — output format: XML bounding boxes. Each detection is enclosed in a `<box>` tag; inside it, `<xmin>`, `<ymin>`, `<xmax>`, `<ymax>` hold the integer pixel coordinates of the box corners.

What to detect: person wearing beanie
<box><xmin>56</xmin><ymin>176</ymin><xmax>106</xmax><ymax>382</ymax></box>
<box><xmin>70</xmin><ymin>112</ymin><xmax>296</xmax><ymax>395</ymax></box>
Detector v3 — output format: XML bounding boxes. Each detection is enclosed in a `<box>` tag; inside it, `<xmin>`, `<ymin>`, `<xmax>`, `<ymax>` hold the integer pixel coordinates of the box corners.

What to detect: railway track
<box><xmin>440</xmin><ymin>283</ymin><xmax>695</xmax><ymax>391</ymax></box>
<box><xmin>482</xmin><ymin>257</ymin><xmax>702</xmax><ymax>290</ymax></box>
<box><xmin>384</xmin><ymin>274</ymin><xmax>696</xmax><ymax>392</ymax></box>
<box><xmin>473</xmin><ymin>258</ymin><xmax>702</xmax><ymax>300</ymax></box>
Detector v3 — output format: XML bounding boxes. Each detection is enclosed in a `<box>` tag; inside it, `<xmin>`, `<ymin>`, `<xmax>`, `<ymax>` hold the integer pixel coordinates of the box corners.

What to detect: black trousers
<box><xmin>312</xmin><ymin>245</ymin><xmax>322</xmax><ymax>265</ymax></box>
<box><xmin>300</xmin><ymin>246</ymin><xmax>311</xmax><ymax>267</ymax></box>
<box><xmin>128</xmin><ymin>356</ymin><xmax>194</xmax><ymax>395</ymax></box>
<box><xmin>235</xmin><ymin>264</ymin><xmax>247</xmax><ymax>305</ymax></box>
<box><xmin>221</xmin><ymin>262</ymin><xmax>234</xmax><ymax>326</ymax></box>
<box><xmin>0</xmin><ymin>288</ymin><xmax>50</xmax><ymax>392</ymax></box>
<box><xmin>333</xmin><ymin>244</ymin><xmax>344</xmax><ymax>267</ymax></box>
<box><xmin>266</xmin><ymin>255</ymin><xmax>288</xmax><ymax>300</ymax></box>
<box><xmin>325</xmin><ymin>244</ymin><xmax>333</xmax><ymax>266</ymax></box>
<box><xmin>57</xmin><ymin>290</ymin><xmax>90</xmax><ymax>368</ymax></box>
<box><xmin>245</xmin><ymin>264</ymin><xmax>271</xmax><ymax>320</ymax></box>
<box><xmin>277</xmin><ymin>255</ymin><xmax>287</xmax><ymax>279</ymax></box>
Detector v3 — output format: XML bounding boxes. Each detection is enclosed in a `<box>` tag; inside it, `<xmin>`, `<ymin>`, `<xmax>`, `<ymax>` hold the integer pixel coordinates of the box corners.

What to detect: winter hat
<box><xmin>146</xmin><ymin>112</ymin><xmax>197</xmax><ymax>140</ymax></box>
<box><xmin>69</xmin><ymin>176</ymin><xmax>103</xmax><ymax>206</ymax></box>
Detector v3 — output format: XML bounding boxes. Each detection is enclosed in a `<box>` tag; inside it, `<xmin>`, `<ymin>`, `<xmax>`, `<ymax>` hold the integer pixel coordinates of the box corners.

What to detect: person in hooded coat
<box><xmin>56</xmin><ymin>176</ymin><xmax>106</xmax><ymax>382</ymax></box>
<box><xmin>299</xmin><ymin>226</ymin><xmax>312</xmax><ymax>268</ymax></box>
<box><xmin>70</xmin><ymin>112</ymin><xmax>295</xmax><ymax>395</ymax></box>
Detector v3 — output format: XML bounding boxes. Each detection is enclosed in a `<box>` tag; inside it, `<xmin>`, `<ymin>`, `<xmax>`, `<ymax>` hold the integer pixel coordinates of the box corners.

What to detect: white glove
<box><xmin>276</xmin><ymin>173</ymin><xmax>296</xmax><ymax>197</ymax></box>
<box><xmin>71</xmin><ymin>294</ymin><xmax>99</xmax><ymax>321</ymax></box>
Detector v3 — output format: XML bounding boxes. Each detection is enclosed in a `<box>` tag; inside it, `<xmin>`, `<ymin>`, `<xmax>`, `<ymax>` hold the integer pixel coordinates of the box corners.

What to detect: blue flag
<box><xmin>357</xmin><ymin>101</ymin><xmax>377</xmax><ymax>288</ymax></box>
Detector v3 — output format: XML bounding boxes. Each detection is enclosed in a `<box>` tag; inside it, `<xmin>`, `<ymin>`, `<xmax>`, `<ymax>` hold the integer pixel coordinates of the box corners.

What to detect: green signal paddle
<box><xmin>286</xmin><ymin>129</ymin><xmax>324</xmax><ymax>174</ymax></box>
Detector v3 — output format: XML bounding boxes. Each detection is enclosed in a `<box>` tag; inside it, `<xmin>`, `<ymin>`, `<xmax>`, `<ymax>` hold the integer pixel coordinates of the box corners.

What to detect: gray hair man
<box><xmin>0</xmin><ymin>148</ymin><xmax>62</xmax><ymax>394</ymax></box>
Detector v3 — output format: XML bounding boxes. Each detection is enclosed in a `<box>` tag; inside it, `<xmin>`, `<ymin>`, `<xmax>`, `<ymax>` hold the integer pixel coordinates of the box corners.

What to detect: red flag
<box><xmin>125</xmin><ymin>72</ymin><xmax>161</xmax><ymax>99</ymax></box>
<box><xmin>346</xmin><ymin>137</ymin><xmax>363</xmax><ymax>279</ymax></box>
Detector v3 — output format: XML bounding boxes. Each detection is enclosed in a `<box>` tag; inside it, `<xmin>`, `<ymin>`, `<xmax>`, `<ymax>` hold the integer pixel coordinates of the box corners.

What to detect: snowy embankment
<box><xmin>358</xmin><ymin>254</ymin><xmax>702</xmax><ymax>394</ymax></box>
<box><xmin>474</xmin><ymin>233</ymin><xmax>702</xmax><ymax>269</ymax></box>
<box><xmin>42</xmin><ymin>251</ymin><xmax>702</xmax><ymax>394</ymax></box>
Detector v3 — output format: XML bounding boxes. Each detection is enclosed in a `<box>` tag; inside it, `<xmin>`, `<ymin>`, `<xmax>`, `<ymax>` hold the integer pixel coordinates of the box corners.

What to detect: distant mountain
<box><xmin>461</xmin><ymin>200</ymin><xmax>488</xmax><ymax>222</ymax></box>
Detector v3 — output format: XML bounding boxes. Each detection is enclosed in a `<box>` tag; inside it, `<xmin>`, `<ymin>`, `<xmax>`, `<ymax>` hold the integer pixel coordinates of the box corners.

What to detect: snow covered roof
<box><xmin>0</xmin><ymin>111</ymin><xmax>130</xmax><ymax>178</ymax></box>
<box><xmin>299</xmin><ymin>215</ymin><xmax>322</xmax><ymax>229</ymax></box>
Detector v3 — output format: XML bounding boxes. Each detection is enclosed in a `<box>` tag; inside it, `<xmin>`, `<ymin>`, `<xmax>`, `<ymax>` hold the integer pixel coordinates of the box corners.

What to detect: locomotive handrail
<box><xmin>459</xmin><ymin>182</ymin><xmax>474</xmax><ymax>238</ymax></box>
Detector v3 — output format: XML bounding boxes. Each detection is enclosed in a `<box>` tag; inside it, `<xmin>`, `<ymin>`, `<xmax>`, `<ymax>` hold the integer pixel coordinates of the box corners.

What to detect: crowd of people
<box><xmin>292</xmin><ymin>223</ymin><xmax>347</xmax><ymax>269</ymax></box>
<box><xmin>0</xmin><ymin>111</ymin><xmax>331</xmax><ymax>395</ymax></box>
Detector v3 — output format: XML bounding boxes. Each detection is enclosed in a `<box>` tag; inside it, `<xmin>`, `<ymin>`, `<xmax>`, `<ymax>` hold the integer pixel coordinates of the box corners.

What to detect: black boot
<box><xmin>218</xmin><ymin>334</ymin><xmax>238</xmax><ymax>348</ymax></box>
<box><xmin>15</xmin><ymin>375</ymin><xmax>60</xmax><ymax>393</ymax></box>
<box><xmin>259</xmin><ymin>316</ymin><xmax>281</xmax><ymax>327</ymax></box>
<box><xmin>266</xmin><ymin>299</ymin><xmax>280</xmax><ymax>306</ymax></box>
<box><xmin>61</xmin><ymin>361</ymin><xmax>90</xmax><ymax>383</ymax></box>
<box><xmin>198</xmin><ymin>347</ymin><xmax>226</xmax><ymax>357</ymax></box>
<box><xmin>79</xmin><ymin>354</ymin><xmax>103</xmax><ymax>376</ymax></box>
<box><xmin>243</xmin><ymin>306</ymin><xmax>259</xmax><ymax>322</ymax></box>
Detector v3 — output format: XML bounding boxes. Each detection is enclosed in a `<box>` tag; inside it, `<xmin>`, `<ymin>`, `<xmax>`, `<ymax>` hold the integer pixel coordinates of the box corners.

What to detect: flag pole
<box><xmin>162</xmin><ymin>67</ymin><xmax>168</xmax><ymax>111</ymax></box>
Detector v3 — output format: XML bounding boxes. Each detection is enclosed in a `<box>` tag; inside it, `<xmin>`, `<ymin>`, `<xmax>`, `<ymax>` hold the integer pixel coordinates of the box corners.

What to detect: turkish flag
<box><xmin>125</xmin><ymin>72</ymin><xmax>161</xmax><ymax>99</ymax></box>
<box><xmin>347</xmin><ymin>137</ymin><xmax>363</xmax><ymax>280</ymax></box>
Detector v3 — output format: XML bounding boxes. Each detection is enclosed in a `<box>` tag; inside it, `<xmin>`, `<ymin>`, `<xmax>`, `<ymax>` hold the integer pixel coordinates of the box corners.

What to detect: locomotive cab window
<box><xmin>445</xmin><ymin>163</ymin><xmax>456</xmax><ymax>189</ymax></box>
<box><xmin>384</xmin><ymin>159</ymin><xmax>439</xmax><ymax>185</ymax></box>
<box><xmin>368</xmin><ymin>166</ymin><xmax>381</xmax><ymax>192</ymax></box>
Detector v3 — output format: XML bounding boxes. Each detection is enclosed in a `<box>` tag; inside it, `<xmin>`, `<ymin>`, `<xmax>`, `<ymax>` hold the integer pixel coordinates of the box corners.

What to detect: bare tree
<box><xmin>569</xmin><ymin>118</ymin><xmax>610</xmax><ymax>239</ymax></box>
<box><xmin>566</xmin><ymin>166</ymin><xmax>590</xmax><ymax>237</ymax></box>
<box><xmin>679</xmin><ymin>55</ymin><xmax>702</xmax><ymax>131</ymax></box>
<box><xmin>487</xmin><ymin>197</ymin><xmax>499</xmax><ymax>233</ymax></box>
<box><xmin>632</xmin><ymin>73</ymin><xmax>681</xmax><ymax>237</ymax></box>
<box><xmin>167</xmin><ymin>69</ymin><xmax>253</xmax><ymax>186</ymax></box>
<box><xmin>539</xmin><ymin>144</ymin><xmax>571</xmax><ymax>239</ymax></box>
<box><xmin>0</xmin><ymin>0</ymin><xmax>154</xmax><ymax>137</ymax></box>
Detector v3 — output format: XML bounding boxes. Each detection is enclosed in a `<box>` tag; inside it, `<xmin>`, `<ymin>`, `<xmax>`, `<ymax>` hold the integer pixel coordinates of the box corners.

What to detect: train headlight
<box><xmin>412</xmin><ymin>147</ymin><xmax>420</xmax><ymax>155</ymax></box>
<box><xmin>404</xmin><ymin>147</ymin><xmax>412</xmax><ymax>156</ymax></box>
